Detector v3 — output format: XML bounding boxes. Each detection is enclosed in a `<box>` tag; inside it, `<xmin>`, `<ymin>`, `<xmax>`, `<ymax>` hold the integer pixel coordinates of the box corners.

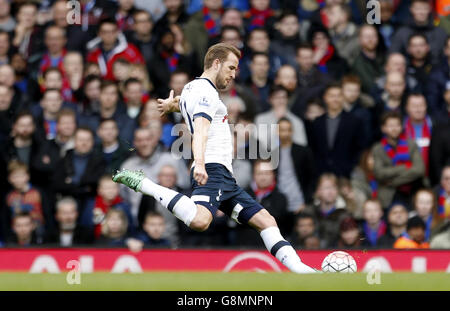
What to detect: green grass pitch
<box><xmin>0</xmin><ymin>272</ymin><xmax>449</xmax><ymax>291</ymax></box>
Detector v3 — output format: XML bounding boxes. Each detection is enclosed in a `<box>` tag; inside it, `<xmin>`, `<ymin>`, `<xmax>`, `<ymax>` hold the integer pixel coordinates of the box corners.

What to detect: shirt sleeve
<box><xmin>192</xmin><ymin>92</ymin><xmax>218</xmax><ymax>122</ymax></box>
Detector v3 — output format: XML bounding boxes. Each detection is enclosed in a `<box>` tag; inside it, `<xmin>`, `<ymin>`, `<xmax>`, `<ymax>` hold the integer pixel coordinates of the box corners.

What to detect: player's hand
<box><xmin>157</xmin><ymin>89</ymin><xmax>177</xmax><ymax>117</ymax></box>
<box><xmin>193</xmin><ymin>165</ymin><xmax>208</xmax><ymax>186</ymax></box>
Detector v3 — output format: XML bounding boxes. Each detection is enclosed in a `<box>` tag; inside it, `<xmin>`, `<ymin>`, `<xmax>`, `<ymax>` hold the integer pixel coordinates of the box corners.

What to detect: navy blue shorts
<box><xmin>190</xmin><ymin>163</ymin><xmax>264</xmax><ymax>225</ymax></box>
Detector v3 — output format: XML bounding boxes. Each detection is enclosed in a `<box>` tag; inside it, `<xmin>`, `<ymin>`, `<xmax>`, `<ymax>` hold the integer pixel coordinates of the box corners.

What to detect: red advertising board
<box><xmin>0</xmin><ymin>249</ymin><xmax>449</xmax><ymax>273</ymax></box>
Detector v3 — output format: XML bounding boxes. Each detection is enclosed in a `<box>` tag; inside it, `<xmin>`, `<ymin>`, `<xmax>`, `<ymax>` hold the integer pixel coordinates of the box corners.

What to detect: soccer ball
<box><xmin>321</xmin><ymin>251</ymin><xmax>357</xmax><ymax>273</ymax></box>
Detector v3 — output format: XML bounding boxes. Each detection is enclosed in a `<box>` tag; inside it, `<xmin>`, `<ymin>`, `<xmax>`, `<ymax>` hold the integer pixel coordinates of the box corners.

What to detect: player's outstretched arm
<box><xmin>157</xmin><ymin>89</ymin><xmax>181</xmax><ymax>116</ymax></box>
<box><xmin>192</xmin><ymin>116</ymin><xmax>211</xmax><ymax>186</ymax></box>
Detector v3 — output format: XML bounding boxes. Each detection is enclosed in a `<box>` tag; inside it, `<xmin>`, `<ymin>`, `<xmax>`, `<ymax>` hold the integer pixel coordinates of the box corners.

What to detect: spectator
<box><xmin>410</xmin><ymin>188</ymin><xmax>443</xmax><ymax>241</ymax></box>
<box><xmin>255</xmin><ymin>85</ymin><xmax>307</xmax><ymax>150</ymax></box>
<box><xmin>0</xmin><ymin>84</ymin><xmax>19</xmax><ymax>141</ymax></box>
<box><xmin>95</xmin><ymin>208</ymin><xmax>130</xmax><ymax>247</ymax></box>
<box><xmin>81</xmin><ymin>75</ymin><xmax>102</xmax><ymax>113</ymax></box>
<box><xmin>40</xmin><ymin>67</ymin><xmax>74</xmax><ymax>104</ymax></box>
<box><xmin>303</xmin><ymin>98</ymin><xmax>326</xmax><ymax>123</ymax></box>
<box><xmin>274</xmin><ymin>64</ymin><xmax>300</xmax><ymax>109</ymax></box>
<box><xmin>426</xmin><ymin>37</ymin><xmax>450</xmax><ymax>115</ymax></box>
<box><xmin>306</xmin><ymin>173</ymin><xmax>349</xmax><ymax>248</ymax></box>
<box><xmin>148</xmin><ymin>27</ymin><xmax>194</xmax><ymax>98</ymax></box>
<box><xmin>239</xmin><ymin>27</ymin><xmax>284</xmax><ymax>82</ymax></box>
<box><xmin>274</xmin><ymin>117</ymin><xmax>315</xmax><ymax>208</ymax></box>
<box><xmin>372</xmin><ymin>111</ymin><xmax>426</xmax><ymax>208</ymax></box>
<box><xmin>81</xmin><ymin>174</ymin><xmax>134</xmax><ymax>239</ymax></box>
<box><xmin>220</xmin><ymin>25</ymin><xmax>244</xmax><ymax>50</ymax></box>
<box><xmin>6</xmin><ymin>212</ymin><xmax>41</xmax><ymax>247</ymax></box>
<box><xmin>371</xmin><ymin>72</ymin><xmax>408</xmax><ymax>141</ymax></box>
<box><xmin>376</xmin><ymin>0</ymin><xmax>399</xmax><ymax>49</ymax></box>
<box><xmin>393</xmin><ymin>215</ymin><xmax>430</xmax><ymax>249</ymax></box>
<box><xmin>12</xmin><ymin>2</ymin><xmax>42</xmax><ymax>59</ymax></box>
<box><xmin>238</xmin><ymin>160</ymin><xmax>289</xmax><ymax>245</ymax></box>
<box><xmin>351</xmin><ymin>149</ymin><xmax>379</xmax><ymax>219</ymax></box>
<box><xmin>134</xmin><ymin>211</ymin><xmax>172</xmax><ymax>247</ymax></box>
<box><xmin>137</xmin><ymin>164</ymin><xmax>184</xmax><ymax>247</ymax></box>
<box><xmin>288</xmin><ymin>212</ymin><xmax>319</xmax><ymax>249</ymax></box>
<box><xmin>79</xmin><ymin>80</ymin><xmax>136</xmax><ymax>143</ymax></box>
<box><xmin>0</xmin><ymin>0</ymin><xmax>15</xmax><ymax>32</ymax></box>
<box><xmin>430</xmin><ymin>222</ymin><xmax>450</xmax><ymax>249</ymax></box>
<box><xmin>114</xmin><ymin>0</ymin><xmax>137</xmax><ymax>32</ymax></box>
<box><xmin>86</xmin><ymin>17</ymin><xmax>144</xmax><ymax>80</ymax></box>
<box><xmin>96</xmin><ymin>119</ymin><xmax>131</xmax><ymax>174</ymax></box>
<box><xmin>3</xmin><ymin>111</ymin><xmax>39</xmax><ymax>168</ymax></box>
<box><xmin>221</xmin><ymin>8</ymin><xmax>244</xmax><ymax>32</ymax></box>
<box><xmin>243</xmin><ymin>0</ymin><xmax>276</xmax><ymax>34</ymax></box>
<box><xmin>271</xmin><ymin>11</ymin><xmax>301</xmax><ymax>68</ymax></box>
<box><xmin>232</xmin><ymin>128</ymin><xmax>253</xmax><ymax>189</ymax></box>
<box><xmin>138</xmin><ymin>99</ymin><xmax>176</xmax><ymax>149</ymax></box>
<box><xmin>335</xmin><ymin>216</ymin><xmax>362</xmax><ymax>249</ymax></box>
<box><xmin>44</xmin><ymin>197</ymin><xmax>94</xmax><ymax>246</ymax></box>
<box><xmin>184</xmin><ymin>0</ymin><xmax>224</xmax><ymax>68</ymax></box>
<box><xmin>5</xmin><ymin>160</ymin><xmax>45</xmax><ymax>239</ymax></box>
<box><xmin>378</xmin><ymin>202</ymin><xmax>409</xmax><ymax>248</ymax></box>
<box><xmin>126</xmin><ymin>10</ymin><xmax>156</xmax><ymax>66</ymax></box>
<box><xmin>0</xmin><ymin>30</ymin><xmax>11</xmax><ymax>66</ymax></box>
<box><xmin>241</xmin><ymin>52</ymin><xmax>272</xmax><ymax>113</ymax></box>
<box><xmin>361</xmin><ymin>199</ymin><xmax>387</xmax><ymax>248</ymax></box>
<box><xmin>326</xmin><ymin>3</ymin><xmax>360</xmax><ymax>66</ymax></box>
<box><xmin>373</xmin><ymin>53</ymin><xmax>420</xmax><ymax>100</ymax></box>
<box><xmin>119</xmin><ymin>127</ymin><xmax>189</xmax><ymax>222</ymax></box>
<box><xmin>403</xmin><ymin>93</ymin><xmax>433</xmax><ymax>176</ymax></box>
<box><xmin>341</xmin><ymin>74</ymin><xmax>373</xmax><ymax>147</ymax></box>
<box><xmin>35</xmin><ymin>26</ymin><xmax>67</xmax><ymax>80</ymax></box>
<box><xmin>0</xmin><ymin>64</ymin><xmax>29</xmax><ymax>111</ymax></box>
<box><xmin>308</xmin><ymin>82</ymin><xmax>364</xmax><ymax>178</ymax></box>
<box><xmin>62</xmin><ymin>51</ymin><xmax>84</xmax><ymax>103</ymax></box>
<box><xmin>352</xmin><ymin>24</ymin><xmax>386</xmax><ymax>94</ymax></box>
<box><xmin>406</xmin><ymin>33</ymin><xmax>434</xmax><ymax>91</ymax></box>
<box><xmin>309</xmin><ymin>26</ymin><xmax>349</xmax><ymax>80</ymax></box>
<box><xmin>123</xmin><ymin>78</ymin><xmax>145</xmax><ymax>119</ymax></box>
<box><xmin>153</xmin><ymin>0</ymin><xmax>189</xmax><ymax>39</ymax></box>
<box><xmin>31</xmin><ymin>109</ymin><xmax>76</xmax><ymax>190</ymax></box>
<box><xmin>32</xmin><ymin>89</ymin><xmax>67</xmax><ymax>141</ymax></box>
<box><xmin>52</xmin><ymin>126</ymin><xmax>105</xmax><ymax>207</ymax></box>
<box><xmin>389</xmin><ymin>0</ymin><xmax>447</xmax><ymax>67</ymax></box>
<box><xmin>436</xmin><ymin>165</ymin><xmax>450</xmax><ymax>219</ymax></box>
<box><xmin>291</xmin><ymin>43</ymin><xmax>331</xmax><ymax>120</ymax></box>
<box><xmin>429</xmin><ymin>122</ymin><xmax>450</xmax><ymax>186</ymax></box>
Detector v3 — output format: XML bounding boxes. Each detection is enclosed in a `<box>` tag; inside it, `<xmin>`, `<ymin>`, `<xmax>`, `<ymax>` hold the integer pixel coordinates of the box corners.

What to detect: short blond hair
<box><xmin>203</xmin><ymin>43</ymin><xmax>241</xmax><ymax>70</ymax></box>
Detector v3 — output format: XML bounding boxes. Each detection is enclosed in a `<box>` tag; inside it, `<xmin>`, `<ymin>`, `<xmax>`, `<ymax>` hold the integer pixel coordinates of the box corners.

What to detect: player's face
<box><xmin>216</xmin><ymin>53</ymin><xmax>239</xmax><ymax>90</ymax></box>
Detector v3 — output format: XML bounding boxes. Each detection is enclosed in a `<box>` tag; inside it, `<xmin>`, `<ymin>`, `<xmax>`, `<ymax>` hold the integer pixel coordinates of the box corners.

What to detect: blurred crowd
<box><xmin>0</xmin><ymin>0</ymin><xmax>450</xmax><ymax>252</ymax></box>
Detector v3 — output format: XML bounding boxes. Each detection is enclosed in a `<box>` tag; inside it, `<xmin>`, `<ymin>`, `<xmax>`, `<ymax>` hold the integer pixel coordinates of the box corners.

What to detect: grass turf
<box><xmin>0</xmin><ymin>272</ymin><xmax>448</xmax><ymax>291</ymax></box>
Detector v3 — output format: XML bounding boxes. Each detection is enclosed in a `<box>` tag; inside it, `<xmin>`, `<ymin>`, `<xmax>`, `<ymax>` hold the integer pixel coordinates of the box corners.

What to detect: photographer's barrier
<box><xmin>0</xmin><ymin>249</ymin><xmax>449</xmax><ymax>273</ymax></box>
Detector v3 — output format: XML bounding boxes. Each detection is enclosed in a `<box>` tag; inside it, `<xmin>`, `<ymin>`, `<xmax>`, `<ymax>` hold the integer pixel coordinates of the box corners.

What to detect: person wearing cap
<box><xmin>393</xmin><ymin>215</ymin><xmax>430</xmax><ymax>249</ymax></box>
<box><xmin>378</xmin><ymin>202</ymin><xmax>409</xmax><ymax>248</ymax></box>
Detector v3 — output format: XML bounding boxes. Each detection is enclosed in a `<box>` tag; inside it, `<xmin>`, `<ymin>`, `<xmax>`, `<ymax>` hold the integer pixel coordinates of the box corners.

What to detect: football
<box><xmin>321</xmin><ymin>251</ymin><xmax>357</xmax><ymax>273</ymax></box>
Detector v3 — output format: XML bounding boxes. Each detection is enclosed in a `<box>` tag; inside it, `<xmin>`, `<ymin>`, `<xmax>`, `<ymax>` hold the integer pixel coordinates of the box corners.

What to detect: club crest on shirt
<box><xmin>199</xmin><ymin>97</ymin><xmax>210</xmax><ymax>107</ymax></box>
<box><xmin>222</xmin><ymin>115</ymin><xmax>228</xmax><ymax>123</ymax></box>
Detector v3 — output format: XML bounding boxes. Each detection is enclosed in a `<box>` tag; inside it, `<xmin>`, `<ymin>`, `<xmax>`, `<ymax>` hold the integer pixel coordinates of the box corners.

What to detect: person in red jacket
<box><xmin>86</xmin><ymin>17</ymin><xmax>144</xmax><ymax>81</ymax></box>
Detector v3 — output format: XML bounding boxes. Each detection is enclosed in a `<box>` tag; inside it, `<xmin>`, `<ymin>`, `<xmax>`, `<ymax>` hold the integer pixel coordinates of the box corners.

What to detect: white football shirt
<box><xmin>179</xmin><ymin>78</ymin><xmax>233</xmax><ymax>174</ymax></box>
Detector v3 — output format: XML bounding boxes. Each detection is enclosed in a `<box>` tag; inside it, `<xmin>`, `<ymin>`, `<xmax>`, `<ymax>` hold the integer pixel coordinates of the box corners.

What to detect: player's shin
<box><xmin>260</xmin><ymin>226</ymin><xmax>316</xmax><ymax>274</ymax></box>
<box><xmin>140</xmin><ymin>178</ymin><xmax>197</xmax><ymax>226</ymax></box>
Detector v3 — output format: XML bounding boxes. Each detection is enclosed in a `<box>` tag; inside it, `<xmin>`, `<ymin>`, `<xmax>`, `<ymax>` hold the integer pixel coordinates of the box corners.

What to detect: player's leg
<box><xmin>225</xmin><ymin>188</ymin><xmax>316</xmax><ymax>273</ymax></box>
<box><xmin>247</xmin><ymin>209</ymin><xmax>316</xmax><ymax>273</ymax></box>
<box><xmin>112</xmin><ymin>169</ymin><xmax>212</xmax><ymax>232</ymax></box>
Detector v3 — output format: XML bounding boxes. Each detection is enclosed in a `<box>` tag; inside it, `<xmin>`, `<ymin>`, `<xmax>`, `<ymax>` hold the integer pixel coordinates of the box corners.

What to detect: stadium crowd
<box><xmin>0</xmin><ymin>0</ymin><xmax>450</xmax><ymax>251</ymax></box>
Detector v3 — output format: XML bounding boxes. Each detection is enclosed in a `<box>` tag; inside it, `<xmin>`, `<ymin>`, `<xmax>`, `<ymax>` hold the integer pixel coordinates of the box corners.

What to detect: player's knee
<box><xmin>190</xmin><ymin>217</ymin><xmax>212</xmax><ymax>232</ymax></box>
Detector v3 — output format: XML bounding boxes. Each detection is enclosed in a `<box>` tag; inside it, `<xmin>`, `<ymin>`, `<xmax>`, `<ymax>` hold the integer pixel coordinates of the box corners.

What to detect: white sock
<box><xmin>260</xmin><ymin>226</ymin><xmax>316</xmax><ymax>274</ymax></box>
<box><xmin>140</xmin><ymin>178</ymin><xmax>197</xmax><ymax>226</ymax></box>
